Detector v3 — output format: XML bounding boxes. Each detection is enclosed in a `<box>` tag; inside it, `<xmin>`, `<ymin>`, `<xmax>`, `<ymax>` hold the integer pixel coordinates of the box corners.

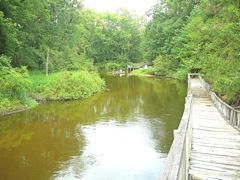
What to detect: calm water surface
<box><xmin>0</xmin><ymin>74</ymin><xmax>186</xmax><ymax>180</ymax></box>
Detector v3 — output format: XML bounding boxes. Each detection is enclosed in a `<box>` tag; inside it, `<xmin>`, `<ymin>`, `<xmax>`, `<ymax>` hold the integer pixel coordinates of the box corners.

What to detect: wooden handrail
<box><xmin>198</xmin><ymin>74</ymin><xmax>240</xmax><ymax>130</ymax></box>
<box><xmin>159</xmin><ymin>75</ymin><xmax>193</xmax><ymax>180</ymax></box>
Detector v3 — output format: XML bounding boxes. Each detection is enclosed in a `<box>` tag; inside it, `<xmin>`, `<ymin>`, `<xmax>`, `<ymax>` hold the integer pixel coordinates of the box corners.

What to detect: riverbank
<box><xmin>0</xmin><ymin>70</ymin><xmax>105</xmax><ymax>116</ymax></box>
<box><xmin>131</xmin><ymin>68</ymin><xmax>240</xmax><ymax>108</ymax></box>
<box><xmin>0</xmin><ymin>107</ymin><xmax>34</xmax><ymax>117</ymax></box>
<box><xmin>131</xmin><ymin>68</ymin><xmax>186</xmax><ymax>81</ymax></box>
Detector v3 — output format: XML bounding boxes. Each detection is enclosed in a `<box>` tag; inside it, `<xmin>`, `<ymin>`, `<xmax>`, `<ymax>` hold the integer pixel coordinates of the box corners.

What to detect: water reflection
<box><xmin>0</xmin><ymin>75</ymin><xmax>186</xmax><ymax>180</ymax></box>
<box><xmin>54</xmin><ymin>120</ymin><xmax>164</xmax><ymax>180</ymax></box>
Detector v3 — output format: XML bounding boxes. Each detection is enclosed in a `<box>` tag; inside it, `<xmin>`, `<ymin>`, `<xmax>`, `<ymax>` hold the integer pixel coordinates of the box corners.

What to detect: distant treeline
<box><xmin>0</xmin><ymin>0</ymin><xmax>145</xmax><ymax>113</ymax></box>
<box><xmin>0</xmin><ymin>0</ymin><xmax>239</xmax><ymax>113</ymax></box>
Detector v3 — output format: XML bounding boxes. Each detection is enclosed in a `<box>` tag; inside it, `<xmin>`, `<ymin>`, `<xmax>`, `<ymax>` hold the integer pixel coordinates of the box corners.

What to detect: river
<box><xmin>0</xmin><ymin>74</ymin><xmax>186</xmax><ymax>180</ymax></box>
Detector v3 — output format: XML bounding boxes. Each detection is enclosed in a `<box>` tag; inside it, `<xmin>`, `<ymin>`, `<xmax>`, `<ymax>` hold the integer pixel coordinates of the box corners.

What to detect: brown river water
<box><xmin>0</xmin><ymin>74</ymin><xmax>186</xmax><ymax>180</ymax></box>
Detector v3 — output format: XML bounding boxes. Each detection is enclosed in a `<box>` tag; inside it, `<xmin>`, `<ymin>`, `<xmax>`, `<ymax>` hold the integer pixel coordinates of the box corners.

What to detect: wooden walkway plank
<box><xmin>190</xmin><ymin>160</ymin><xmax>240</xmax><ymax>171</ymax></box>
<box><xmin>192</xmin><ymin>142</ymin><xmax>240</xmax><ymax>150</ymax></box>
<box><xmin>189</xmin><ymin>168</ymin><xmax>240</xmax><ymax>180</ymax></box>
<box><xmin>192</xmin><ymin>131</ymin><xmax>240</xmax><ymax>140</ymax></box>
<box><xmin>192</xmin><ymin>140</ymin><xmax>240</xmax><ymax>147</ymax></box>
<box><xmin>191</xmin><ymin>153</ymin><xmax>240</xmax><ymax>166</ymax></box>
<box><xmin>193</xmin><ymin>126</ymin><xmax>233</xmax><ymax>131</ymax></box>
<box><xmin>191</xmin><ymin>145</ymin><xmax>240</xmax><ymax>157</ymax></box>
<box><xmin>189</xmin><ymin>78</ymin><xmax>240</xmax><ymax>179</ymax></box>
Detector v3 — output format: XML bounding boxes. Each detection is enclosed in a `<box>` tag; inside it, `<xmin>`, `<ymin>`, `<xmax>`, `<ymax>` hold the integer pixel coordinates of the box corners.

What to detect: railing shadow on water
<box><xmin>159</xmin><ymin>73</ymin><xmax>240</xmax><ymax>180</ymax></box>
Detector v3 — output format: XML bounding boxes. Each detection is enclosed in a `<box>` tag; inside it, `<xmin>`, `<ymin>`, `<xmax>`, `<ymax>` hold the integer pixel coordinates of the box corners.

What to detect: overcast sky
<box><xmin>83</xmin><ymin>0</ymin><xmax>158</xmax><ymax>16</ymax></box>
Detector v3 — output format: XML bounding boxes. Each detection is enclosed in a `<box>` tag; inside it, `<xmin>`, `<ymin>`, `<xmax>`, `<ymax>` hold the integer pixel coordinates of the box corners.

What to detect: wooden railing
<box><xmin>160</xmin><ymin>73</ymin><xmax>240</xmax><ymax>179</ymax></box>
<box><xmin>199</xmin><ymin>75</ymin><xmax>240</xmax><ymax>130</ymax></box>
<box><xmin>159</xmin><ymin>74</ymin><xmax>193</xmax><ymax>180</ymax></box>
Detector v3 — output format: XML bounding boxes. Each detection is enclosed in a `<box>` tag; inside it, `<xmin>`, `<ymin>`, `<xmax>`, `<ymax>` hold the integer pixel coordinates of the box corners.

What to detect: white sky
<box><xmin>83</xmin><ymin>0</ymin><xmax>158</xmax><ymax>16</ymax></box>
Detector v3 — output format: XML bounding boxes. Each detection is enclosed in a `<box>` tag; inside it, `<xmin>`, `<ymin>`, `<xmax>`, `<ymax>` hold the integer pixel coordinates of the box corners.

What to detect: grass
<box><xmin>131</xmin><ymin>68</ymin><xmax>155</xmax><ymax>76</ymax></box>
<box><xmin>29</xmin><ymin>70</ymin><xmax>105</xmax><ymax>101</ymax></box>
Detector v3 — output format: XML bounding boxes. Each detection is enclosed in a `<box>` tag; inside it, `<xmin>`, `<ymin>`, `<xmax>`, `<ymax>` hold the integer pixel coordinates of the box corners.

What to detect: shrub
<box><xmin>132</xmin><ymin>68</ymin><xmax>155</xmax><ymax>75</ymax></box>
<box><xmin>0</xmin><ymin>56</ymin><xmax>37</xmax><ymax>113</ymax></box>
<box><xmin>173</xmin><ymin>68</ymin><xmax>189</xmax><ymax>80</ymax></box>
<box><xmin>31</xmin><ymin>71</ymin><xmax>105</xmax><ymax>100</ymax></box>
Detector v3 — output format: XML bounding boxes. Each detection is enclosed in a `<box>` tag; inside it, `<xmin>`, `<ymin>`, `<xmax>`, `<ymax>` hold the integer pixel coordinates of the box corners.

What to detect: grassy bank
<box><xmin>131</xmin><ymin>68</ymin><xmax>155</xmax><ymax>76</ymax></box>
<box><xmin>0</xmin><ymin>68</ymin><xmax>105</xmax><ymax>115</ymax></box>
<box><xmin>30</xmin><ymin>71</ymin><xmax>105</xmax><ymax>101</ymax></box>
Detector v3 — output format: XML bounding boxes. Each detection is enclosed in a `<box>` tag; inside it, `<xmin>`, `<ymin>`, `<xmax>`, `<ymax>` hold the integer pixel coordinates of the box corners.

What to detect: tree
<box><xmin>144</xmin><ymin>0</ymin><xmax>240</xmax><ymax>104</ymax></box>
<box><xmin>76</xmin><ymin>8</ymin><xmax>145</xmax><ymax>67</ymax></box>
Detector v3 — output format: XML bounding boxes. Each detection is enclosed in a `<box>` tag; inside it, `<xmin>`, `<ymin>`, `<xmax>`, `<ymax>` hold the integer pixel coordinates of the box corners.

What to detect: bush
<box><xmin>99</xmin><ymin>61</ymin><xmax>127</xmax><ymax>71</ymax></box>
<box><xmin>173</xmin><ymin>68</ymin><xmax>189</xmax><ymax>80</ymax></box>
<box><xmin>132</xmin><ymin>68</ymin><xmax>155</xmax><ymax>75</ymax></box>
<box><xmin>31</xmin><ymin>71</ymin><xmax>105</xmax><ymax>100</ymax></box>
<box><xmin>0</xmin><ymin>56</ymin><xmax>37</xmax><ymax>113</ymax></box>
<box><xmin>0</xmin><ymin>56</ymin><xmax>105</xmax><ymax>114</ymax></box>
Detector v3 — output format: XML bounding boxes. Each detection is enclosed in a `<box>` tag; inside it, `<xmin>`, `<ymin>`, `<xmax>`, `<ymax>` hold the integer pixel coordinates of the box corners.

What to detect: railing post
<box><xmin>174</xmin><ymin>129</ymin><xmax>179</xmax><ymax>139</ymax></box>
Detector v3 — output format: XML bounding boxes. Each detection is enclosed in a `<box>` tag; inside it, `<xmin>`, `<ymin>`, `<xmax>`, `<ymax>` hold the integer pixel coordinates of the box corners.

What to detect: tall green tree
<box><xmin>144</xmin><ymin>0</ymin><xmax>240</xmax><ymax>104</ymax></box>
<box><xmin>174</xmin><ymin>0</ymin><xmax>240</xmax><ymax>102</ymax></box>
<box><xmin>143</xmin><ymin>0</ymin><xmax>198</xmax><ymax>64</ymax></box>
<box><xmin>0</xmin><ymin>0</ymin><xmax>50</xmax><ymax>68</ymax></box>
<box><xmin>0</xmin><ymin>0</ymin><xmax>87</xmax><ymax>71</ymax></box>
<box><xmin>77</xmin><ymin>8</ymin><xmax>145</xmax><ymax>67</ymax></box>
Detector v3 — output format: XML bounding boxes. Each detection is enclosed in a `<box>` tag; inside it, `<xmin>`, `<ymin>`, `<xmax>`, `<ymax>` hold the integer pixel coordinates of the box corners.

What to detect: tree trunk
<box><xmin>46</xmin><ymin>48</ymin><xmax>49</xmax><ymax>76</ymax></box>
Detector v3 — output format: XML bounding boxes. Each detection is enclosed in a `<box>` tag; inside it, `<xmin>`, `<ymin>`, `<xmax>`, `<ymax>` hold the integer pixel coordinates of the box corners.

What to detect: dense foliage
<box><xmin>143</xmin><ymin>0</ymin><xmax>240</xmax><ymax>105</ymax></box>
<box><xmin>0</xmin><ymin>56</ymin><xmax>37</xmax><ymax>113</ymax></box>
<box><xmin>0</xmin><ymin>0</ymin><xmax>145</xmax><ymax>71</ymax></box>
<box><xmin>0</xmin><ymin>55</ymin><xmax>104</xmax><ymax>114</ymax></box>
<box><xmin>131</xmin><ymin>68</ymin><xmax>155</xmax><ymax>76</ymax></box>
<box><xmin>1</xmin><ymin>0</ymin><xmax>239</xmax><ymax>112</ymax></box>
<box><xmin>78</xmin><ymin>8</ymin><xmax>145</xmax><ymax>68</ymax></box>
<box><xmin>30</xmin><ymin>71</ymin><xmax>105</xmax><ymax>100</ymax></box>
<box><xmin>0</xmin><ymin>0</ymin><xmax>146</xmax><ymax>113</ymax></box>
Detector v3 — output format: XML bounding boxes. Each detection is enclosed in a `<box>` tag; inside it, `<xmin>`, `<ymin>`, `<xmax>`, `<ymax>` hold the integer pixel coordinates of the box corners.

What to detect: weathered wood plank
<box><xmin>193</xmin><ymin>124</ymin><xmax>235</xmax><ymax>129</ymax></box>
<box><xmin>192</xmin><ymin>141</ymin><xmax>240</xmax><ymax>150</ymax></box>
<box><xmin>192</xmin><ymin>117</ymin><xmax>229</xmax><ymax>121</ymax></box>
<box><xmin>192</xmin><ymin>144</ymin><xmax>240</xmax><ymax>158</ymax></box>
<box><xmin>192</xmin><ymin>116</ymin><xmax>226</xmax><ymax>121</ymax></box>
<box><xmin>190</xmin><ymin>160</ymin><xmax>240</xmax><ymax>171</ymax></box>
<box><xmin>190</xmin><ymin>153</ymin><xmax>240</xmax><ymax>166</ymax></box>
<box><xmin>193</xmin><ymin>135</ymin><xmax>240</xmax><ymax>143</ymax></box>
<box><xmin>189</xmin><ymin>77</ymin><xmax>240</xmax><ymax>179</ymax></box>
<box><xmin>192</xmin><ymin>127</ymin><xmax>235</xmax><ymax>132</ymax></box>
<box><xmin>189</xmin><ymin>167</ymin><xmax>240</xmax><ymax>180</ymax></box>
<box><xmin>190</xmin><ymin>166</ymin><xmax>239</xmax><ymax>177</ymax></box>
<box><xmin>192</xmin><ymin>132</ymin><xmax>240</xmax><ymax>140</ymax></box>
<box><xmin>193</xmin><ymin>130</ymin><xmax>240</xmax><ymax>137</ymax></box>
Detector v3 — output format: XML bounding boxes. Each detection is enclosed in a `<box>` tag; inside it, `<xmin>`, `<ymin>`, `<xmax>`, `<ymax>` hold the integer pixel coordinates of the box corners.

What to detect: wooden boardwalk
<box><xmin>189</xmin><ymin>78</ymin><xmax>240</xmax><ymax>179</ymax></box>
